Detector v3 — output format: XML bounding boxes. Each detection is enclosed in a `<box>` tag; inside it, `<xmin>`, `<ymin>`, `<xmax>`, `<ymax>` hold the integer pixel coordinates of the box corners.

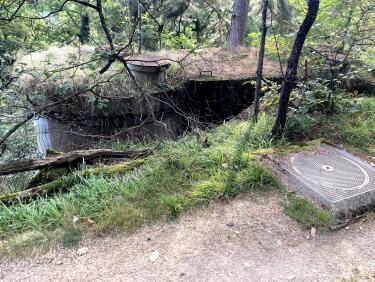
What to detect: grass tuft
<box><xmin>190</xmin><ymin>177</ymin><xmax>227</xmax><ymax>202</ymax></box>
<box><xmin>61</xmin><ymin>225</ymin><xmax>82</xmax><ymax>248</ymax></box>
<box><xmin>284</xmin><ymin>195</ymin><xmax>334</xmax><ymax>229</ymax></box>
<box><xmin>0</xmin><ymin>231</ymin><xmax>55</xmax><ymax>259</ymax></box>
<box><xmin>162</xmin><ymin>194</ymin><xmax>192</xmax><ymax>218</ymax></box>
<box><xmin>97</xmin><ymin>204</ymin><xmax>144</xmax><ymax>233</ymax></box>
<box><xmin>235</xmin><ymin>163</ymin><xmax>279</xmax><ymax>192</ymax></box>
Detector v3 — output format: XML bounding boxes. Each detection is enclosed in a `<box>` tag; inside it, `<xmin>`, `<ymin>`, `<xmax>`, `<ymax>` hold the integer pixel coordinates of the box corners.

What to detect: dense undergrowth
<box><xmin>321</xmin><ymin>98</ymin><xmax>375</xmax><ymax>155</ymax></box>
<box><xmin>0</xmin><ymin>97</ymin><xmax>374</xmax><ymax>257</ymax></box>
<box><xmin>286</xmin><ymin>97</ymin><xmax>375</xmax><ymax>155</ymax></box>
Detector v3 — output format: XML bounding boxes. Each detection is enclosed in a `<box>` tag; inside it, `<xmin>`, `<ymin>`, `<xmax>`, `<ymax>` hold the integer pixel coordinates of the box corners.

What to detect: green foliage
<box><xmin>97</xmin><ymin>204</ymin><xmax>143</xmax><ymax>233</ymax></box>
<box><xmin>284</xmin><ymin>195</ymin><xmax>334</xmax><ymax>229</ymax></box>
<box><xmin>285</xmin><ymin>113</ymin><xmax>316</xmax><ymax>138</ymax></box>
<box><xmin>293</xmin><ymin>80</ymin><xmax>332</xmax><ymax>114</ymax></box>
<box><xmin>161</xmin><ymin>27</ymin><xmax>199</xmax><ymax>50</ymax></box>
<box><xmin>0</xmin><ymin>121</ymin><xmax>37</xmax><ymax>193</ymax></box>
<box><xmin>235</xmin><ymin>163</ymin><xmax>279</xmax><ymax>192</ymax></box>
<box><xmin>285</xmin><ymin>96</ymin><xmax>375</xmax><ymax>154</ymax></box>
<box><xmin>321</xmin><ymin>98</ymin><xmax>375</xmax><ymax>154</ymax></box>
<box><xmin>258</xmin><ymin>80</ymin><xmax>281</xmax><ymax>112</ymax></box>
<box><xmin>0</xmin><ymin>121</ymin><xmax>36</xmax><ymax>162</ymax></box>
<box><xmin>283</xmin><ymin>80</ymin><xmax>332</xmax><ymax>137</ymax></box>
<box><xmin>0</xmin><ymin>230</ymin><xmax>54</xmax><ymax>259</ymax></box>
<box><xmin>189</xmin><ymin>174</ymin><xmax>228</xmax><ymax>202</ymax></box>
<box><xmin>247</xmin><ymin>31</ymin><xmax>291</xmax><ymax>61</ymax></box>
<box><xmin>247</xmin><ymin>0</ymin><xmax>375</xmax><ymax>84</ymax></box>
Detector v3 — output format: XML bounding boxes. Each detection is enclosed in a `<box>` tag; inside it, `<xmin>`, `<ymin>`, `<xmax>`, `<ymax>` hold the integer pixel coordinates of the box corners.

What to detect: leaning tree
<box><xmin>272</xmin><ymin>0</ymin><xmax>320</xmax><ymax>136</ymax></box>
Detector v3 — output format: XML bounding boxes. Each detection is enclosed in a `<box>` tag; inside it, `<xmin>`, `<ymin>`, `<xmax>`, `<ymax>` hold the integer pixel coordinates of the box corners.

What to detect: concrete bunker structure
<box><xmin>34</xmin><ymin>48</ymin><xmax>283</xmax><ymax>153</ymax></box>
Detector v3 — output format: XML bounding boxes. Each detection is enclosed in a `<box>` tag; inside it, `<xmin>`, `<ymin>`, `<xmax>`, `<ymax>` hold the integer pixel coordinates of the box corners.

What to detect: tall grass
<box><xmin>322</xmin><ymin>98</ymin><xmax>375</xmax><ymax>154</ymax></box>
<box><xmin>0</xmin><ymin>114</ymin><xmax>280</xmax><ymax>254</ymax></box>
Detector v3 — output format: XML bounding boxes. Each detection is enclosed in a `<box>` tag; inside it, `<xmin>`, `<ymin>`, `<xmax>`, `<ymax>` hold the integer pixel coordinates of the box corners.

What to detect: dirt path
<box><xmin>1</xmin><ymin>193</ymin><xmax>375</xmax><ymax>282</ymax></box>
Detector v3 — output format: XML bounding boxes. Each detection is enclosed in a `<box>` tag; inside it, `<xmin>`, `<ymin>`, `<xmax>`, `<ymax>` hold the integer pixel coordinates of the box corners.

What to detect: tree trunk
<box><xmin>78</xmin><ymin>12</ymin><xmax>90</xmax><ymax>44</ymax></box>
<box><xmin>137</xmin><ymin>1</ymin><xmax>142</xmax><ymax>54</ymax></box>
<box><xmin>272</xmin><ymin>0</ymin><xmax>319</xmax><ymax>137</ymax></box>
<box><xmin>253</xmin><ymin>0</ymin><xmax>269</xmax><ymax>122</ymax></box>
<box><xmin>228</xmin><ymin>0</ymin><xmax>250</xmax><ymax>48</ymax></box>
<box><xmin>194</xmin><ymin>18</ymin><xmax>202</xmax><ymax>44</ymax></box>
<box><xmin>0</xmin><ymin>149</ymin><xmax>152</xmax><ymax>176</ymax></box>
<box><xmin>123</xmin><ymin>0</ymin><xmax>133</xmax><ymax>50</ymax></box>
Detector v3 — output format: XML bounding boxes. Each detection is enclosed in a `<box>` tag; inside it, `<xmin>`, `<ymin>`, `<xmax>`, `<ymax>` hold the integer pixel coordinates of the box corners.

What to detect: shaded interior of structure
<box><xmin>36</xmin><ymin>77</ymin><xmax>270</xmax><ymax>153</ymax></box>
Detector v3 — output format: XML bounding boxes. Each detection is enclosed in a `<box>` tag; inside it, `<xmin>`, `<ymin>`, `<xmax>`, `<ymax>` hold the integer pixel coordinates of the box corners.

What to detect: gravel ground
<box><xmin>1</xmin><ymin>192</ymin><xmax>375</xmax><ymax>282</ymax></box>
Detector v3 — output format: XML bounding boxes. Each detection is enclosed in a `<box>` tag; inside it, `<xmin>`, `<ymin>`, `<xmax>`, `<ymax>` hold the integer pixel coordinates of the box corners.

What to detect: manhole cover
<box><xmin>282</xmin><ymin>144</ymin><xmax>375</xmax><ymax>216</ymax></box>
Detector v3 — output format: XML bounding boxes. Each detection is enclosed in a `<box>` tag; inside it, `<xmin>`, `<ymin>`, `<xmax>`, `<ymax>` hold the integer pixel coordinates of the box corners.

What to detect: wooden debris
<box><xmin>0</xmin><ymin>149</ymin><xmax>152</xmax><ymax>176</ymax></box>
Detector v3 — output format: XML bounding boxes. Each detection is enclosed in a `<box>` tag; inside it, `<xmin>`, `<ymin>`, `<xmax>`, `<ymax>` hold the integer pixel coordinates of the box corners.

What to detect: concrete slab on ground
<box><xmin>282</xmin><ymin>144</ymin><xmax>375</xmax><ymax>217</ymax></box>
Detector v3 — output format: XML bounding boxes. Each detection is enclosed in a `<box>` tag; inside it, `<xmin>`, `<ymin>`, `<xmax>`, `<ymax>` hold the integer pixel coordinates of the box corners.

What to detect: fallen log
<box><xmin>0</xmin><ymin>159</ymin><xmax>146</xmax><ymax>206</ymax></box>
<box><xmin>0</xmin><ymin>149</ymin><xmax>152</xmax><ymax>176</ymax></box>
<box><xmin>27</xmin><ymin>167</ymin><xmax>70</xmax><ymax>189</ymax></box>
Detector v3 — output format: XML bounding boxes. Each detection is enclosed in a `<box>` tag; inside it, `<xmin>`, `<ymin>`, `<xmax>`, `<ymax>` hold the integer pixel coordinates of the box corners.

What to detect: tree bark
<box><xmin>253</xmin><ymin>0</ymin><xmax>269</xmax><ymax>122</ymax></box>
<box><xmin>122</xmin><ymin>0</ymin><xmax>133</xmax><ymax>50</ymax></box>
<box><xmin>137</xmin><ymin>1</ymin><xmax>142</xmax><ymax>54</ymax></box>
<box><xmin>78</xmin><ymin>12</ymin><xmax>90</xmax><ymax>44</ymax></box>
<box><xmin>228</xmin><ymin>0</ymin><xmax>250</xmax><ymax>48</ymax></box>
<box><xmin>0</xmin><ymin>149</ymin><xmax>152</xmax><ymax>176</ymax></box>
<box><xmin>272</xmin><ymin>0</ymin><xmax>319</xmax><ymax>137</ymax></box>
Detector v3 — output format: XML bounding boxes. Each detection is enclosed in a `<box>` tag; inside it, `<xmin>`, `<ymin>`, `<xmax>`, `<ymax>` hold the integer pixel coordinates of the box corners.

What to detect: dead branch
<box><xmin>0</xmin><ymin>148</ymin><xmax>152</xmax><ymax>176</ymax></box>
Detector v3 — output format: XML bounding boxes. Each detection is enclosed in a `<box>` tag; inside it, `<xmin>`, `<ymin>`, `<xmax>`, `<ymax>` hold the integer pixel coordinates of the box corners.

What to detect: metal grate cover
<box><xmin>283</xmin><ymin>144</ymin><xmax>375</xmax><ymax>216</ymax></box>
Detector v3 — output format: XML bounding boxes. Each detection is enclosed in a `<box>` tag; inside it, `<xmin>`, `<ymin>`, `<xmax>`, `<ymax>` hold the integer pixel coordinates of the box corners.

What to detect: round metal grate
<box><xmin>291</xmin><ymin>154</ymin><xmax>369</xmax><ymax>191</ymax></box>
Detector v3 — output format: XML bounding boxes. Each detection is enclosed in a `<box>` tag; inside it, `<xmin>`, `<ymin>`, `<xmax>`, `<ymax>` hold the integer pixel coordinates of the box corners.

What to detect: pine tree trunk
<box><xmin>272</xmin><ymin>0</ymin><xmax>320</xmax><ymax>137</ymax></box>
<box><xmin>123</xmin><ymin>0</ymin><xmax>132</xmax><ymax>48</ymax></box>
<box><xmin>228</xmin><ymin>0</ymin><xmax>251</xmax><ymax>48</ymax></box>
<box><xmin>137</xmin><ymin>2</ymin><xmax>142</xmax><ymax>54</ymax></box>
<box><xmin>79</xmin><ymin>13</ymin><xmax>90</xmax><ymax>44</ymax></box>
<box><xmin>253</xmin><ymin>0</ymin><xmax>269</xmax><ymax>122</ymax></box>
